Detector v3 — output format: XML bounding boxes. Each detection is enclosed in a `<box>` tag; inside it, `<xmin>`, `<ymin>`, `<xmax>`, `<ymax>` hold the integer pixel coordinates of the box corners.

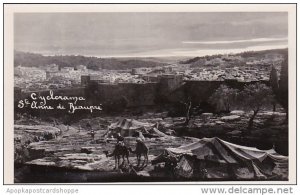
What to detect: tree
<box><xmin>177</xmin><ymin>96</ymin><xmax>204</xmax><ymax>126</ymax></box>
<box><xmin>180</xmin><ymin>96</ymin><xmax>192</xmax><ymax>125</ymax></box>
<box><xmin>238</xmin><ymin>83</ymin><xmax>273</xmax><ymax>132</ymax></box>
<box><xmin>269</xmin><ymin>65</ymin><xmax>279</xmax><ymax>111</ymax></box>
<box><xmin>278</xmin><ymin>55</ymin><xmax>288</xmax><ymax>122</ymax></box>
<box><xmin>209</xmin><ymin>85</ymin><xmax>238</xmax><ymax>113</ymax></box>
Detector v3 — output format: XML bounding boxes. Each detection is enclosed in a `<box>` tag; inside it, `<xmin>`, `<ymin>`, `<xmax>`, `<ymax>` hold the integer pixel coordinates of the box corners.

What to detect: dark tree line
<box><xmin>269</xmin><ymin>53</ymin><xmax>288</xmax><ymax>121</ymax></box>
<box><xmin>278</xmin><ymin>55</ymin><xmax>289</xmax><ymax>120</ymax></box>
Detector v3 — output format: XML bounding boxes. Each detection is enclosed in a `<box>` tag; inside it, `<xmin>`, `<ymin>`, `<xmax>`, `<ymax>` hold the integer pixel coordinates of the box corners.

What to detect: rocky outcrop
<box><xmin>221</xmin><ymin>115</ymin><xmax>241</xmax><ymax>122</ymax></box>
<box><xmin>230</xmin><ymin>110</ymin><xmax>245</xmax><ymax>115</ymax></box>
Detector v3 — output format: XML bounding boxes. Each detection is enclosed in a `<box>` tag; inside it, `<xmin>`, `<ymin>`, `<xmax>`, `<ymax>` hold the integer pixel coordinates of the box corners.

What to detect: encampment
<box><xmin>152</xmin><ymin>137</ymin><xmax>288</xmax><ymax>180</ymax></box>
<box><xmin>104</xmin><ymin>118</ymin><xmax>168</xmax><ymax>138</ymax></box>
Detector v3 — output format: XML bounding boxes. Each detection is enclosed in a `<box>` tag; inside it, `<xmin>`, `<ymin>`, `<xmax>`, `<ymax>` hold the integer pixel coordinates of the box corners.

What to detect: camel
<box><xmin>129</xmin><ymin>139</ymin><xmax>149</xmax><ymax>167</ymax></box>
<box><xmin>103</xmin><ymin>144</ymin><xmax>131</xmax><ymax>170</ymax></box>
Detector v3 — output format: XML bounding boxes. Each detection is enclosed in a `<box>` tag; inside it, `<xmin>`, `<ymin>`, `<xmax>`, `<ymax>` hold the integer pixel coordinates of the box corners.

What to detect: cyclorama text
<box><xmin>31</xmin><ymin>90</ymin><xmax>85</xmax><ymax>104</ymax></box>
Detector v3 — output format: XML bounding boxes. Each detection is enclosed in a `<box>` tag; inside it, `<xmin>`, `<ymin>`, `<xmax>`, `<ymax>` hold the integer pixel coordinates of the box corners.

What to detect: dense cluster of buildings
<box><xmin>14</xmin><ymin>66</ymin><xmax>47</xmax><ymax>90</ymax></box>
<box><xmin>14</xmin><ymin>52</ymin><xmax>284</xmax><ymax>93</ymax></box>
<box><xmin>184</xmin><ymin>65</ymin><xmax>274</xmax><ymax>82</ymax></box>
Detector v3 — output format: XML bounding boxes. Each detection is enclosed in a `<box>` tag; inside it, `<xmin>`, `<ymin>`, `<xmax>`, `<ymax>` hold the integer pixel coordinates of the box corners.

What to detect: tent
<box><xmin>152</xmin><ymin>137</ymin><xmax>288</xmax><ymax>180</ymax></box>
<box><xmin>109</xmin><ymin>118</ymin><xmax>154</xmax><ymax>130</ymax></box>
<box><xmin>105</xmin><ymin>118</ymin><xmax>166</xmax><ymax>138</ymax></box>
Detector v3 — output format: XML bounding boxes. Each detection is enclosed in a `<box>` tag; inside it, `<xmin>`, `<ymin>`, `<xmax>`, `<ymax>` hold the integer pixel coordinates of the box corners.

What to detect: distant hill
<box><xmin>14</xmin><ymin>51</ymin><xmax>169</xmax><ymax>70</ymax></box>
<box><xmin>117</xmin><ymin>56</ymin><xmax>191</xmax><ymax>64</ymax></box>
<box><xmin>179</xmin><ymin>48</ymin><xmax>288</xmax><ymax>65</ymax></box>
<box><xmin>180</xmin><ymin>57</ymin><xmax>201</xmax><ymax>64</ymax></box>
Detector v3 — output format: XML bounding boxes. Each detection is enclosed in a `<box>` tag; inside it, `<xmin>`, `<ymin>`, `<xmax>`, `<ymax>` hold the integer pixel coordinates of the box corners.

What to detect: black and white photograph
<box><xmin>3</xmin><ymin>4</ymin><xmax>296</xmax><ymax>184</ymax></box>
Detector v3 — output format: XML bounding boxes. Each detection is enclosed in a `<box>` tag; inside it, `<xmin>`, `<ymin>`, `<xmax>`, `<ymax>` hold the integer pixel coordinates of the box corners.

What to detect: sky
<box><xmin>14</xmin><ymin>12</ymin><xmax>288</xmax><ymax>57</ymax></box>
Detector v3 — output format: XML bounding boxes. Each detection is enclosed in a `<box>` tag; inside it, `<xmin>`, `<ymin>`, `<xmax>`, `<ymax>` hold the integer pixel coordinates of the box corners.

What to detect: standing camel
<box><xmin>103</xmin><ymin>144</ymin><xmax>131</xmax><ymax>170</ymax></box>
<box><xmin>129</xmin><ymin>138</ymin><xmax>149</xmax><ymax>167</ymax></box>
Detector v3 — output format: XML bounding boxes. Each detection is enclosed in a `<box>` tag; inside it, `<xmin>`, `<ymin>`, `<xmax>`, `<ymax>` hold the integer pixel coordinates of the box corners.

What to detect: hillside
<box><xmin>179</xmin><ymin>48</ymin><xmax>288</xmax><ymax>65</ymax></box>
<box><xmin>14</xmin><ymin>51</ymin><xmax>169</xmax><ymax>70</ymax></box>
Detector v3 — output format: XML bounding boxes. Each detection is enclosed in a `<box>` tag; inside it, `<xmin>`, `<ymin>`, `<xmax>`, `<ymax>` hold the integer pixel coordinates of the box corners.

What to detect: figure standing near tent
<box><xmin>90</xmin><ymin>130</ymin><xmax>95</xmax><ymax>140</ymax></box>
<box><xmin>116</xmin><ymin>133</ymin><xmax>125</xmax><ymax>145</ymax></box>
<box><xmin>86</xmin><ymin>122</ymin><xmax>95</xmax><ymax>139</ymax></box>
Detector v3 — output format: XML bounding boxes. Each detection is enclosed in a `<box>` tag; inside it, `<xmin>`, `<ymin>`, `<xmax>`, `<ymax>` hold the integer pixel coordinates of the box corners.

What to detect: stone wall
<box><xmin>86</xmin><ymin>82</ymin><xmax>158</xmax><ymax>108</ymax></box>
<box><xmin>14</xmin><ymin>78</ymin><xmax>270</xmax><ymax>116</ymax></box>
